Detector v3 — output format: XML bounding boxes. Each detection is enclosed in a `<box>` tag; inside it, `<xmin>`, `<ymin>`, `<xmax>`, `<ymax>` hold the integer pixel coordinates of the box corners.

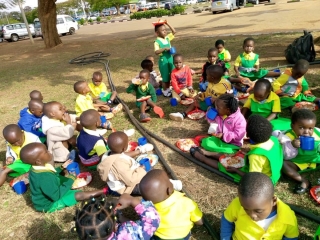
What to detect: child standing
<box><xmin>234</xmin><ymin>38</ymin><xmax>280</xmax><ymax>81</ymax></box>
<box><xmin>272</xmin><ymin>59</ymin><xmax>320</xmax><ymax>109</ymax></box>
<box><xmin>140</xmin><ymin>59</ymin><xmax>161</xmax><ymax>90</ymax></box>
<box><xmin>140</xmin><ymin>169</ymin><xmax>203</xmax><ymax>240</ymax></box>
<box><xmin>154</xmin><ymin>21</ymin><xmax>176</xmax><ymax>97</ymax></box>
<box><xmin>76</xmin><ymin>109</ymin><xmax>108</xmax><ymax>168</ymax></box>
<box><xmin>74</xmin><ymin>193</ymin><xmax>160</xmax><ymax>240</ymax></box>
<box><xmin>221</xmin><ymin>172</ymin><xmax>299</xmax><ymax>239</ymax></box>
<box><xmin>171</xmin><ymin>54</ymin><xmax>197</xmax><ymax>101</ymax></box>
<box><xmin>127</xmin><ymin>70</ymin><xmax>164</xmax><ymax>122</ymax></box>
<box><xmin>20</xmin><ymin>143</ymin><xmax>107</xmax><ymax>212</ymax></box>
<box><xmin>191</xmin><ymin>115</ymin><xmax>283</xmax><ymax>185</ymax></box>
<box><xmin>215</xmin><ymin>39</ymin><xmax>231</xmax><ymax>70</ymax></box>
<box><xmin>242</xmin><ymin>79</ymin><xmax>281</xmax><ymax>121</ymax></box>
<box><xmin>0</xmin><ymin>124</ymin><xmax>41</xmax><ymax>187</ymax></box>
<box><xmin>169</xmin><ymin>65</ymin><xmax>231</xmax><ymax>122</ymax></box>
<box><xmin>281</xmin><ymin>109</ymin><xmax>320</xmax><ymax>194</ymax></box>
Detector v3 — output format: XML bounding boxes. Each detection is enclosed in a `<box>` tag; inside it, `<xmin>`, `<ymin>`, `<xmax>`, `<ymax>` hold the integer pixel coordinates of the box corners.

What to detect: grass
<box><xmin>1</xmin><ymin>31</ymin><xmax>320</xmax><ymax>239</ymax></box>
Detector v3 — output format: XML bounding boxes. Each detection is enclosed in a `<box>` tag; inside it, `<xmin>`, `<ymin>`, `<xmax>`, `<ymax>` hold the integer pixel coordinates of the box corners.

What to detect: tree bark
<box><xmin>38</xmin><ymin>0</ymin><xmax>62</xmax><ymax>48</ymax></box>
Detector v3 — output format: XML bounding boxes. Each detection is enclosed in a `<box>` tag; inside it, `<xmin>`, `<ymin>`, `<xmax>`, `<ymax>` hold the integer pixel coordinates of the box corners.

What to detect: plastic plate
<box><xmin>126</xmin><ymin>141</ymin><xmax>139</xmax><ymax>152</ymax></box>
<box><xmin>72</xmin><ymin>172</ymin><xmax>93</xmax><ymax>189</ymax></box>
<box><xmin>187</xmin><ymin>109</ymin><xmax>206</xmax><ymax>120</ymax></box>
<box><xmin>136</xmin><ymin>154</ymin><xmax>159</xmax><ymax>167</ymax></box>
<box><xmin>180</xmin><ymin>98</ymin><xmax>194</xmax><ymax>105</ymax></box>
<box><xmin>293</xmin><ymin>102</ymin><xmax>318</xmax><ymax>112</ymax></box>
<box><xmin>137</xmin><ymin>96</ymin><xmax>151</xmax><ymax>102</ymax></box>
<box><xmin>152</xmin><ymin>19</ymin><xmax>167</xmax><ymax>26</ymax></box>
<box><xmin>176</xmin><ymin>138</ymin><xmax>199</xmax><ymax>152</ymax></box>
<box><xmin>219</xmin><ymin>151</ymin><xmax>245</xmax><ymax>168</ymax></box>
<box><xmin>310</xmin><ymin>186</ymin><xmax>320</xmax><ymax>204</ymax></box>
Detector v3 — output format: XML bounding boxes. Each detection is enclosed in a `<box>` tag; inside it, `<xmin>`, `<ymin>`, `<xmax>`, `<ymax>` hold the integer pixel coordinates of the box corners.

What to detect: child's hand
<box><xmin>191</xmin><ymin>69</ymin><xmax>196</xmax><ymax>75</ymax></box>
<box><xmin>62</xmin><ymin>159</ymin><xmax>73</xmax><ymax>169</ymax></box>
<box><xmin>292</xmin><ymin>138</ymin><xmax>300</xmax><ymax>148</ymax></box>
<box><xmin>164</xmin><ymin>47</ymin><xmax>170</xmax><ymax>52</ymax></box>
<box><xmin>62</xmin><ymin>113</ymin><xmax>72</xmax><ymax>124</ymax></box>
<box><xmin>215</xmin><ymin>133</ymin><xmax>223</xmax><ymax>139</ymax></box>
<box><xmin>6</xmin><ymin>157</ymin><xmax>13</xmax><ymax>165</ymax></box>
<box><xmin>117</xmin><ymin>193</ymin><xmax>140</xmax><ymax>210</ymax></box>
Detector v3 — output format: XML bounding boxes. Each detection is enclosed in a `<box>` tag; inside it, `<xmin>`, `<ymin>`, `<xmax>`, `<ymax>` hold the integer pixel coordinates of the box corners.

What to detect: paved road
<box><xmin>72</xmin><ymin>0</ymin><xmax>319</xmax><ymax>41</ymax></box>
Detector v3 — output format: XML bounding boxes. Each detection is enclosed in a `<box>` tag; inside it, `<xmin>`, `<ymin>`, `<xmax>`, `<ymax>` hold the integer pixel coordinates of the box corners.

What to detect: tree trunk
<box><xmin>18</xmin><ymin>2</ymin><xmax>34</xmax><ymax>45</ymax></box>
<box><xmin>38</xmin><ymin>0</ymin><xmax>62</xmax><ymax>48</ymax></box>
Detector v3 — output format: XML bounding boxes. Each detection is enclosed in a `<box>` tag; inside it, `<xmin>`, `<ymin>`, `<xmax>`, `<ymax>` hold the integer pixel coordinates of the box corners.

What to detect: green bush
<box><xmin>78</xmin><ymin>18</ymin><xmax>85</xmax><ymax>25</ymax></box>
<box><xmin>130</xmin><ymin>7</ymin><xmax>182</xmax><ymax>19</ymax></box>
<box><xmin>88</xmin><ymin>19</ymin><xmax>93</xmax><ymax>23</ymax></box>
<box><xmin>96</xmin><ymin>16</ymin><xmax>101</xmax><ymax>22</ymax></box>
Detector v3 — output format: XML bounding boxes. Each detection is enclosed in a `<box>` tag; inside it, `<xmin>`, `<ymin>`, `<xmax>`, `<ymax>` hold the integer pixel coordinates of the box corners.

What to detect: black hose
<box><xmin>267</xmin><ymin>60</ymin><xmax>320</xmax><ymax>71</ymax></box>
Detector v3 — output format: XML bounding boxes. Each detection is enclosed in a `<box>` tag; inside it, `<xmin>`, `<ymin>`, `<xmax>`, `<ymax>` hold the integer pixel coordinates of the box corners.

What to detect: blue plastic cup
<box><xmin>99</xmin><ymin>92</ymin><xmax>106</xmax><ymax>98</ymax></box>
<box><xmin>100</xmin><ymin>116</ymin><xmax>107</xmax><ymax>124</ymax></box>
<box><xmin>205</xmin><ymin>97</ymin><xmax>212</xmax><ymax>106</ymax></box>
<box><xmin>139</xmin><ymin>158</ymin><xmax>151</xmax><ymax>171</ymax></box>
<box><xmin>170</xmin><ymin>47</ymin><xmax>176</xmax><ymax>55</ymax></box>
<box><xmin>300</xmin><ymin>136</ymin><xmax>315</xmax><ymax>151</ymax></box>
<box><xmin>207</xmin><ymin>108</ymin><xmax>218</xmax><ymax>121</ymax></box>
<box><xmin>273</xmin><ymin>69</ymin><xmax>281</xmax><ymax>73</ymax></box>
<box><xmin>67</xmin><ymin>162</ymin><xmax>80</xmax><ymax>176</ymax></box>
<box><xmin>156</xmin><ymin>88</ymin><xmax>162</xmax><ymax>96</ymax></box>
<box><xmin>138</xmin><ymin>137</ymin><xmax>147</xmax><ymax>146</ymax></box>
<box><xmin>170</xmin><ymin>98</ymin><xmax>178</xmax><ymax>106</ymax></box>
<box><xmin>13</xmin><ymin>181</ymin><xmax>27</xmax><ymax>194</ymax></box>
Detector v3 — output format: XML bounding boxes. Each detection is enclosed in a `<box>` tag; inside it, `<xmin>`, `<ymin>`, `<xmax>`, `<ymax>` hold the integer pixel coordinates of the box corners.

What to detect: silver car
<box><xmin>211</xmin><ymin>0</ymin><xmax>238</xmax><ymax>14</ymax></box>
<box><xmin>2</xmin><ymin>23</ymin><xmax>35</xmax><ymax>42</ymax></box>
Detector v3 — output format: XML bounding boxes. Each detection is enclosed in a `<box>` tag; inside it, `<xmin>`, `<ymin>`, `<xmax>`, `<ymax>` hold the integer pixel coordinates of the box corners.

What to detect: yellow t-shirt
<box><xmin>8</xmin><ymin>131</ymin><xmax>40</xmax><ymax>159</ymax></box>
<box><xmin>220</xmin><ymin>49</ymin><xmax>231</xmax><ymax>61</ymax></box>
<box><xmin>248</xmin><ymin>139</ymin><xmax>275</xmax><ymax>177</ymax></box>
<box><xmin>88</xmin><ymin>82</ymin><xmax>108</xmax><ymax>98</ymax></box>
<box><xmin>75</xmin><ymin>94</ymin><xmax>94</xmax><ymax>117</ymax></box>
<box><xmin>81</xmin><ymin>128</ymin><xmax>107</xmax><ymax>157</ymax></box>
<box><xmin>203</xmin><ymin>78</ymin><xmax>231</xmax><ymax>99</ymax></box>
<box><xmin>154</xmin><ymin>191</ymin><xmax>203</xmax><ymax>239</ymax></box>
<box><xmin>224</xmin><ymin>197</ymin><xmax>299</xmax><ymax>240</ymax></box>
<box><xmin>234</xmin><ymin>52</ymin><xmax>260</xmax><ymax>67</ymax></box>
<box><xmin>154</xmin><ymin>33</ymin><xmax>175</xmax><ymax>54</ymax></box>
<box><xmin>243</xmin><ymin>91</ymin><xmax>281</xmax><ymax>113</ymax></box>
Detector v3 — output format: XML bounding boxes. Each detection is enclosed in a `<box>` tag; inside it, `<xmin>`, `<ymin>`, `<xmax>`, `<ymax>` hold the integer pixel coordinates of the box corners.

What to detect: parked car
<box><xmin>186</xmin><ymin>0</ymin><xmax>197</xmax><ymax>4</ymax></box>
<box><xmin>2</xmin><ymin>23</ymin><xmax>35</xmax><ymax>42</ymax></box>
<box><xmin>138</xmin><ymin>4</ymin><xmax>149</xmax><ymax>11</ymax></box>
<box><xmin>211</xmin><ymin>0</ymin><xmax>238</xmax><ymax>13</ymax></box>
<box><xmin>179</xmin><ymin>0</ymin><xmax>187</xmax><ymax>4</ymax></box>
<box><xmin>197</xmin><ymin>0</ymin><xmax>207</xmax><ymax>2</ymax></box>
<box><xmin>164</xmin><ymin>2</ymin><xmax>177</xmax><ymax>10</ymax></box>
<box><xmin>150</xmin><ymin>2</ymin><xmax>158</xmax><ymax>9</ymax></box>
<box><xmin>159</xmin><ymin>1</ymin><xmax>166</xmax><ymax>7</ymax></box>
<box><xmin>0</xmin><ymin>25</ymin><xmax>3</xmax><ymax>42</ymax></box>
<box><xmin>246</xmin><ymin>0</ymin><xmax>270</xmax><ymax>4</ymax></box>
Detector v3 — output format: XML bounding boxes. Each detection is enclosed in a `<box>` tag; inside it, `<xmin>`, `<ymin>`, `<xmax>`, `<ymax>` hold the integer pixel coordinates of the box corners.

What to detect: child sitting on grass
<box><xmin>154</xmin><ymin>21</ymin><xmax>176</xmax><ymax>97</ymax></box>
<box><xmin>191</xmin><ymin>115</ymin><xmax>283</xmax><ymax>185</ymax></box>
<box><xmin>20</xmin><ymin>143</ymin><xmax>107</xmax><ymax>213</ymax></box>
<box><xmin>42</xmin><ymin>101</ymin><xmax>77</xmax><ymax>162</ymax></box>
<box><xmin>140</xmin><ymin>169</ymin><xmax>203</xmax><ymax>240</ymax></box>
<box><xmin>215</xmin><ymin>39</ymin><xmax>231</xmax><ymax>70</ymax></box>
<box><xmin>169</xmin><ymin>65</ymin><xmax>231</xmax><ymax>122</ymax></box>
<box><xmin>221</xmin><ymin>172</ymin><xmax>299</xmax><ymax>240</ymax></box>
<box><xmin>242</xmin><ymin>79</ymin><xmax>281</xmax><ymax>121</ymax></box>
<box><xmin>29</xmin><ymin>90</ymin><xmax>43</xmax><ymax>101</ymax></box>
<box><xmin>201</xmin><ymin>94</ymin><xmax>246</xmax><ymax>153</ymax></box>
<box><xmin>140</xmin><ymin>59</ymin><xmax>161</xmax><ymax>90</ymax></box>
<box><xmin>281</xmin><ymin>109</ymin><xmax>320</xmax><ymax>194</ymax></box>
<box><xmin>18</xmin><ymin>100</ymin><xmax>45</xmax><ymax>139</ymax></box>
<box><xmin>76</xmin><ymin>109</ymin><xmax>108</xmax><ymax>168</ymax></box>
<box><xmin>74</xmin><ymin>80</ymin><xmax>121</xmax><ymax>118</ymax></box>
<box><xmin>89</xmin><ymin>71</ymin><xmax>120</xmax><ymax>106</ymax></box>
<box><xmin>272</xmin><ymin>59</ymin><xmax>320</xmax><ymax>109</ymax></box>
<box><xmin>127</xmin><ymin>69</ymin><xmax>164</xmax><ymax>122</ymax></box>
<box><xmin>0</xmin><ymin>124</ymin><xmax>40</xmax><ymax>187</ymax></box>
<box><xmin>73</xmin><ymin>193</ymin><xmax>159</xmax><ymax>240</ymax></box>
<box><xmin>234</xmin><ymin>37</ymin><xmax>280</xmax><ymax>81</ymax></box>
<box><xmin>171</xmin><ymin>54</ymin><xmax>197</xmax><ymax>102</ymax></box>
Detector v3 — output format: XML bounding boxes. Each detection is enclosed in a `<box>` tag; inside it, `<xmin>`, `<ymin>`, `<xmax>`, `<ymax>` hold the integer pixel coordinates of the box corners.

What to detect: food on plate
<box><xmin>104</xmin><ymin>112</ymin><xmax>114</xmax><ymax>119</ymax></box>
<box><xmin>137</xmin><ymin>95</ymin><xmax>151</xmax><ymax>102</ymax></box>
<box><xmin>220</xmin><ymin>155</ymin><xmax>245</xmax><ymax>168</ymax></box>
<box><xmin>315</xmin><ymin>187</ymin><xmax>320</xmax><ymax>200</ymax></box>
<box><xmin>136</xmin><ymin>154</ymin><xmax>159</xmax><ymax>167</ymax></box>
<box><xmin>72</xmin><ymin>174</ymin><xmax>92</xmax><ymax>189</ymax></box>
<box><xmin>176</xmin><ymin>138</ymin><xmax>198</xmax><ymax>152</ymax></box>
<box><xmin>180</xmin><ymin>98</ymin><xmax>194</xmax><ymax>105</ymax></box>
<box><xmin>187</xmin><ymin>111</ymin><xmax>206</xmax><ymax>120</ymax></box>
<box><xmin>293</xmin><ymin>102</ymin><xmax>318</xmax><ymax>112</ymax></box>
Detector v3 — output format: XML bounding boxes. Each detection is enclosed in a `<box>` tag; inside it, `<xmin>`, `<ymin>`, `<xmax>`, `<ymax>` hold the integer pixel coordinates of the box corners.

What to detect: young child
<box><xmin>76</xmin><ymin>109</ymin><xmax>108</xmax><ymax>168</ymax></box>
<box><xmin>74</xmin><ymin>80</ymin><xmax>121</xmax><ymax>118</ymax></box>
<box><xmin>154</xmin><ymin>21</ymin><xmax>176</xmax><ymax>97</ymax></box>
<box><xmin>29</xmin><ymin>90</ymin><xmax>43</xmax><ymax>101</ymax></box>
<box><xmin>140</xmin><ymin>59</ymin><xmax>161</xmax><ymax>90</ymax></box>
<box><xmin>272</xmin><ymin>59</ymin><xmax>320</xmax><ymax>109</ymax></box>
<box><xmin>73</xmin><ymin>193</ymin><xmax>160</xmax><ymax>240</ymax></box>
<box><xmin>191</xmin><ymin>115</ymin><xmax>283</xmax><ymax>184</ymax></box>
<box><xmin>199</xmin><ymin>94</ymin><xmax>246</xmax><ymax>154</ymax></box>
<box><xmin>88</xmin><ymin>71</ymin><xmax>120</xmax><ymax>108</ymax></box>
<box><xmin>42</xmin><ymin>101</ymin><xmax>76</xmax><ymax>162</ymax></box>
<box><xmin>127</xmin><ymin>69</ymin><xmax>164</xmax><ymax>122</ymax></box>
<box><xmin>215</xmin><ymin>39</ymin><xmax>231</xmax><ymax>70</ymax></box>
<box><xmin>242</xmin><ymin>78</ymin><xmax>281</xmax><ymax>121</ymax></box>
<box><xmin>140</xmin><ymin>169</ymin><xmax>203</xmax><ymax>239</ymax></box>
<box><xmin>0</xmin><ymin>124</ymin><xmax>41</xmax><ymax>187</ymax></box>
<box><xmin>234</xmin><ymin>37</ymin><xmax>280</xmax><ymax>81</ymax></box>
<box><xmin>17</xmin><ymin>100</ymin><xmax>45</xmax><ymax>138</ymax></box>
<box><xmin>171</xmin><ymin>54</ymin><xmax>197</xmax><ymax>102</ymax></box>
<box><xmin>169</xmin><ymin>65</ymin><xmax>231</xmax><ymax>122</ymax></box>
<box><xmin>281</xmin><ymin>109</ymin><xmax>320</xmax><ymax>194</ymax></box>
<box><xmin>221</xmin><ymin>172</ymin><xmax>299</xmax><ymax>239</ymax></box>
<box><xmin>20</xmin><ymin>143</ymin><xmax>107</xmax><ymax>212</ymax></box>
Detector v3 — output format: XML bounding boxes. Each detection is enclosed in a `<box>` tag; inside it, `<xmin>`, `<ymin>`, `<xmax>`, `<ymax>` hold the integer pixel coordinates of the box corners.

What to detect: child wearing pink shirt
<box><xmin>171</xmin><ymin>54</ymin><xmax>197</xmax><ymax>101</ymax></box>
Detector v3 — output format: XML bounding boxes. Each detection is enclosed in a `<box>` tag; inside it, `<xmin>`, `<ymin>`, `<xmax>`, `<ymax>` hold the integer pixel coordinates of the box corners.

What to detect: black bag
<box><xmin>285</xmin><ymin>30</ymin><xmax>316</xmax><ymax>64</ymax></box>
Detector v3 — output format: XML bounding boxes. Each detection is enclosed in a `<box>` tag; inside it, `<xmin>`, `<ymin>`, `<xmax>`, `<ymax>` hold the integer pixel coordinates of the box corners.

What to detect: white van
<box><xmin>34</xmin><ymin>15</ymin><xmax>79</xmax><ymax>37</ymax></box>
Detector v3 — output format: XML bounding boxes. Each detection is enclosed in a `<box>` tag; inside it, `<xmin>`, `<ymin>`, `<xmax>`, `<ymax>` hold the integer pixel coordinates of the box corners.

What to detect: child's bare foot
<box><xmin>140</xmin><ymin>113</ymin><xmax>151</xmax><ymax>122</ymax></box>
<box><xmin>153</xmin><ymin>106</ymin><xmax>164</xmax><ymax>118</ymax></box>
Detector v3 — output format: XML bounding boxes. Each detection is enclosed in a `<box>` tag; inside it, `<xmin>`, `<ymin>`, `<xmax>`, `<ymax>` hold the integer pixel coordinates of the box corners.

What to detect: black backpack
<box><xmin>285</xmin><ymin>30</ymin><xmax>316</xmax><ymax>64</ymax></box>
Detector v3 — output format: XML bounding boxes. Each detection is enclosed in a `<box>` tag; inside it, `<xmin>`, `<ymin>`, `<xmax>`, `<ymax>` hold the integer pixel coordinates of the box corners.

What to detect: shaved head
<box><xmin>29</xmin><ymin>90</ymin><xmax>43</xmax><ymax>101</ymax></box>
<box><xmin>20</xmin><ymin>143</ymin><xmax>49</xmax><ymax>165</ymax></box>
<box><xmin>107</xmin><ymin>132</ymin><xmax>128</xmax><ymax>154</ymax></box>
<box><xmin>3</xmin><ymin>124</ymin><xmax>23</xmax><ymax>145</ymax></box>
<box><xmin>140</xmin><ymin>169</ymin><xmax>173</xmax><ymax>204</ymax></box>
<box><xmin>80</xmin><ymin>109</ymin><xmax>100</xmax><ymax>129</ymax></box>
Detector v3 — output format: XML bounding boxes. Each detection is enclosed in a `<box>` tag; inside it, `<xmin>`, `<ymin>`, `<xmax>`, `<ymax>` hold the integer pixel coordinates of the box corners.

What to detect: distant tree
<box><xmin>87</xmin><ymin>0</ymin><xmax>108</xmax><ymax>13</ymax></box>
<box><xmin>25</xmin><ymin>7</ymin><xmax>38</xmax><ymax>23</ymax></box>
<box><xmin>107</xmin><ymin>0</ymin><xmax>129</xmax><ymax>15</ymax></box>
<box><xmin>23</xmin><ymin>5</ymin><xmax>31</xmax><ymax>12</ymax></box>
<box><xmin>0</xmin><ymin>2</ymin><xmax>6</xmax><ymax>9</ymax></box>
